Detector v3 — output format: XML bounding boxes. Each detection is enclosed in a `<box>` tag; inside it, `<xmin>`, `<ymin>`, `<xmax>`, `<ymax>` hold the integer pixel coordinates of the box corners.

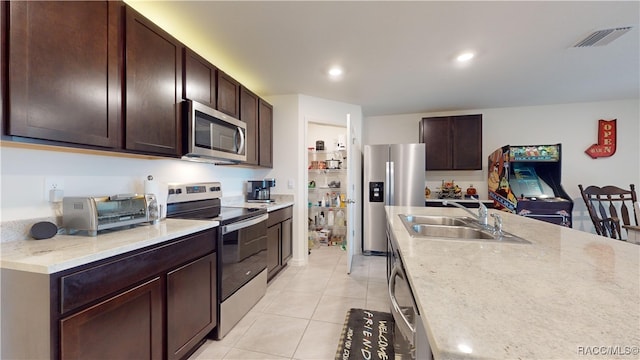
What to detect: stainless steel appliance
<box><xmin>182</xmin><ymin>100</ymin><xmax>247</xmax><ymax>163</ymax></box>
<box><xmin>62</xmin><ymin>194</ymin><xmax>159</xmax><ymax>236</ymax></box>
<box><xmin>363</xmin><ymin>143</ymin><xmax>425</xmax><ymax>253</ymax></box>
<box><xmin>246</xmin><ymin>179</ymin><xmax>276</xmax><ymax>203</ymax></box>
<box><xmin>165</xmin><ymin>182</ymin><xmax>267</xmax><ymax>340</ymax></box>
<box><xmin>387</xmin><ymin>223</ymin><xmax>432</xmax><ymax>360</ymax></box>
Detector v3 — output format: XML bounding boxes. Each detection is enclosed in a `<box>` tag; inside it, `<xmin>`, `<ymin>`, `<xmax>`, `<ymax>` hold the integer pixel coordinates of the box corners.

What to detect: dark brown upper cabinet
<box><xmin>240</xmin><ymin>86</ymin><xmax>259</xmax><ymax>165</ymax></box>
<box><xmin>258</xmin><ymin>99</ymin><xmax>273</xmax><ymax>168</ymax></box>
<box><xmin>420</xmin><ymin>114</ymin><xmax>482</xmax><ymax>170</ymax></box>
<box><xmin>124</xmin><ymin>5</ymin><xmax>183</xmax><ymax>156</ymax></box>
<box><xmin>183</xmin><ymin>48</ymin><xmax>217</xmax><ymax>109</ymax></box>
<box><xmin>216</xmin><ymin>71</ymin><xmax>240</xmax><ymax>118</ymax></box>
<box><xmin>6</xmin><ymin>1</ymin><xmax>121</xmax><ymax>148</ymax></box>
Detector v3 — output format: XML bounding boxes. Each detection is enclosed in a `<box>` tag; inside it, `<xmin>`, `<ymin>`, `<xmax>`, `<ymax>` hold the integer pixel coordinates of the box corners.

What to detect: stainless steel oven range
<box><xmin>166</xmin><ymin>182</ymin><xmax>268</xmax><ymax>340</ymax></box>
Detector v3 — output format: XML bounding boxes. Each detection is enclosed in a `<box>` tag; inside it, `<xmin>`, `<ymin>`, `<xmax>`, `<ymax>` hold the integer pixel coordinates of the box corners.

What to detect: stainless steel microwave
<box><xmin>182</xmin><ymin>100</ymin><xmax>247</xmax><ymax>163</ymax></box>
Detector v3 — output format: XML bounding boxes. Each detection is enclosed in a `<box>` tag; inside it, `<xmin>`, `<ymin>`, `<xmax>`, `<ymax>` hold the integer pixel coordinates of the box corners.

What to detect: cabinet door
<box><xmin>167</xmin><ymin>253</ymin><xmax>217</xmax><ymax>360</ymax></box>
<box><xmin>267</xmin><ymin>225</ymin><xmax>281</xmax><ymax>277</ymax></box>
<box><xmin>451</xmin><ymin>114</ymin><xmax>482</xmax><ymax>170</ymax></box>
<box><xmin>258</xmin><ymin>99</ymin><xmax>273</xmax><ymax>168</ymax></box>
<box><xmin>125</xmin><ymin>6</ymin><xmax>182</xmax><ymax>156</ymax></box>
<box><xmin>420</xmin><ymin>117</ymin><xmax>451</xmax><ymax>170</ymax></box>
<box><xmin>240</xmin><ymin>86</ymin><xmax>259</xmax><ymax>165</ymax></box>
<box><xmin>7</xmin><ymin>1</ymin><xmax>120</xmax><ymax>148</ymax></box>
<box><xmin>281</xmin><ymin>218</ymin><xmax>292</xmax><ymax>263</ymax></box>
<box><xmin>183</xmin><ymin>48</ymin><xmax>216</xmax><ymax>108</ymax></box>
<box><xmin>217</xmin><ymin>71</ymin><xmax>239</xmax><ymax>118</ymax></box>
<box><xmin>60</xmin><ymin>277</ymin><xmax>163</xmax><ymax>360</ymax></box>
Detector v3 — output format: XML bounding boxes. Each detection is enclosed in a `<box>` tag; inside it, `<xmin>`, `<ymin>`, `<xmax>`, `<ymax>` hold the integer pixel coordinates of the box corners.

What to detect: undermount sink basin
<box><xmin>399</xmin><ymin>214</ymin><xmax>530</xmax><ymax>244</ymax></box>
<box><xmin>402</xmin><ymin>215</ymin><xmax>474</xmax><ymax>226</ymax></box>
<box><xmin>411</xmin><ymin>224</ymin><xmax>495</xmax><ymax>239</ymax></box>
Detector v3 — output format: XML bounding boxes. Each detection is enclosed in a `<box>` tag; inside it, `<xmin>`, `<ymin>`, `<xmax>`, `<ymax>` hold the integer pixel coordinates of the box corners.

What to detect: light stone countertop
<box><xmin>0</xmin><ymin>219</ymin><xmax>217</xmax><ymax>274</ymax></box>
<box><xmin>245</xmin><ymin>201</ymin><xmax>294</xmax><ymax>212</ymax></box>
<box><xmin>385</xmin><ymin>205</ymin><xmax>640</xmax><ymax>360</ymax></box>
<box><xmin>222</xmin><ymin>194</ymin><xmax>294</xmax><ymax>212</ymax></box>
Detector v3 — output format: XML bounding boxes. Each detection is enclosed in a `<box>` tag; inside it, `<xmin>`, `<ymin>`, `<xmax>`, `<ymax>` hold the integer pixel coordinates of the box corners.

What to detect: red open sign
<box><xmin>585</xmin><ymin>119</ymin><xmax>617</xmax><ymax>159</ymax></box>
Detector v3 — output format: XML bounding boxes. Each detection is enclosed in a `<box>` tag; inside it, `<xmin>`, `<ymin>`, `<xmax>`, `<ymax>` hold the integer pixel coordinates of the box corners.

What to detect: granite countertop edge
<box><xmin>385</xmin><ymin>205</ymin><xmax>640</xmax><ymax>360</ymax></box>
<box><xmin>0</xmin><ymin>219</ymin><xmax>218</xmax><ymax>274</ymax></box>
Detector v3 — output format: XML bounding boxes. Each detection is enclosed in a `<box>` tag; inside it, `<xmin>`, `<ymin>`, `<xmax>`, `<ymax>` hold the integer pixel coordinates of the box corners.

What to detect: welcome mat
<box><xmin>335</xmin><ymin>308</ymin><xmax>395</xmax><ymax>360</ymax></box>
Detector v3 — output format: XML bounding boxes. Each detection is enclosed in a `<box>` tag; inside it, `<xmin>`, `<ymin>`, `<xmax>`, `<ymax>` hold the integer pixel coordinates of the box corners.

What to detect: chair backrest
<box><xmin>578</xmin><ymin>184</ymin><xmax>638</xmax><ymax>240</ymax></box>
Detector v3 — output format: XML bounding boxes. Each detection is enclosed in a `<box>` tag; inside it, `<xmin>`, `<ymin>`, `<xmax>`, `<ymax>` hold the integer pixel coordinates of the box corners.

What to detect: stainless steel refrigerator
<box><xmin>363</xmin><ymin>143</ymin><xmax>426</xmax><ymax>253</ymax></box>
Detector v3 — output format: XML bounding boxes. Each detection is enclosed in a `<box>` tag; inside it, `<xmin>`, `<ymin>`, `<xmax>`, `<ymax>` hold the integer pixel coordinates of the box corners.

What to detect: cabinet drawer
<box><xmin>267</xmin><ymin>206</ymin><xmax>293</xmax><ymax>227</ymax></box>
<box><xmin>60</xmin><ymin>229</ymin><xmax>216</xmax><ymax>314</ymax></box>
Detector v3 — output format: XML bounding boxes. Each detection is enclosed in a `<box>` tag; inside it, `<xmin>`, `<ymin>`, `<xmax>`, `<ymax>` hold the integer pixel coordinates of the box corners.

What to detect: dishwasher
<box><xmin>387</xmin><ymin>221</ymin><xmax>432</xmax><ymax>360</ymax></box>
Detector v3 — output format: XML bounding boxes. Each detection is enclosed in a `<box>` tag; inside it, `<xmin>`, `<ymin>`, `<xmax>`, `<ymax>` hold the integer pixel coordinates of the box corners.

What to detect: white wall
<box><xmin>0</xmin><ymin>146</ymin><xmax>267</xmax><ymax>222</ymax></box>
<box><xmin>307</xmin><ymin>123</ymin><xmax>346</xmax><ymax>152</ymax></box>
<box><xmin>364</xmin><ymin>99</ymin><xmax>640</xmax><ymax>233</ymax></box>
<box><xmin>266</xmin><ymin>95</ymin><xmax>363</xmax><ymax>266</ymax></box>
<box><xmin>263</xmin><ymin>94</ymin><xmax>305</xmax><ymax>265</ymax></box>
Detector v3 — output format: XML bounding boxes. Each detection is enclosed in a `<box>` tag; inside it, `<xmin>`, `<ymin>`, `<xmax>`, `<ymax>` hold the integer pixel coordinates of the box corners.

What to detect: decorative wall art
<box><xmin>585</xmin><ymin>119</ymin><xmax>617</xmax><ymax>158</ymax></box>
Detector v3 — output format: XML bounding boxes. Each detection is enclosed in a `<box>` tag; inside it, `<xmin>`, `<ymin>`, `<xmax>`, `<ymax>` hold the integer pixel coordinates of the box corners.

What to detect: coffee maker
<box><xmin>246</xmin><ymin>179</ymin><xmax>276</xmax><ymax>203</ymax></box>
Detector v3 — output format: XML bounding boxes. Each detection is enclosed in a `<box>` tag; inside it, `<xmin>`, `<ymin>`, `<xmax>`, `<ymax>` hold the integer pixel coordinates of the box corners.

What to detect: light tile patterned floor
<box><xmin>189</xmin><ymin>245</ymin><xmax>390</xmax><ymax>360</ymax></box>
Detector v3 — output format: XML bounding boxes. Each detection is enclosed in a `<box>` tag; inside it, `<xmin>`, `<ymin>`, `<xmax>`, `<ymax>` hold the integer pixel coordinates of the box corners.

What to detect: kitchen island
<box><xmin>386</xmin><ymin>205</ymin><xmax>640</xmax><ymax>360</ymax></box>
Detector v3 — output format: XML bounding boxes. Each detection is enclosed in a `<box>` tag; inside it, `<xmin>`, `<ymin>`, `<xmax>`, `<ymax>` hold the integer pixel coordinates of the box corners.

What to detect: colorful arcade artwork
<box><xmin>488</xmin><ymin>144</ymin><xmax>573</xmax><ymax>227</ymax></box>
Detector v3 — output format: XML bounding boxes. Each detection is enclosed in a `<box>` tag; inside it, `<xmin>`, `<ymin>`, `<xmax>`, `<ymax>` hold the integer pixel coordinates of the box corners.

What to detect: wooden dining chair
<box><xmin>578</xmin><ymin>184</ymin><xmax>638</xmax><ymax>240</ymax></box>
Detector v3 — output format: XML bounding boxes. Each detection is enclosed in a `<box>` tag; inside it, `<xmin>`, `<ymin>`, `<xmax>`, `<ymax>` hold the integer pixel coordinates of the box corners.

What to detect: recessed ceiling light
<box><xmin>328</xmin><ymin>67</ymin><xmax>343</xmax><ymax>76</ymax></box>
<box><xmin>328</xmin><ymin>66</ymin><xmax>343</xmax><ymax>79</ymax></box>
<box><xmin>456</xmin><ymin>52</ymin><xmax>475</xmax><ymax>62</ymax></box>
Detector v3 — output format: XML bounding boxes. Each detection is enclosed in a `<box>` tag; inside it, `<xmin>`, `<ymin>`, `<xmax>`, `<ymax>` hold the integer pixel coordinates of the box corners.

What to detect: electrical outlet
<box><xmin>44</xmin><ymin>177</ymin><xmax>65</xmax><ymax>201</ymax></box>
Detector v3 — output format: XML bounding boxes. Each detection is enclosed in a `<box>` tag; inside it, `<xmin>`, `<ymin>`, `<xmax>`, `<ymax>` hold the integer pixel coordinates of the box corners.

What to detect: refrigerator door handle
<box><xmin>387</xmin><ymin>161</ymin><xmax>395</xmax><ymax>205</ymax></box>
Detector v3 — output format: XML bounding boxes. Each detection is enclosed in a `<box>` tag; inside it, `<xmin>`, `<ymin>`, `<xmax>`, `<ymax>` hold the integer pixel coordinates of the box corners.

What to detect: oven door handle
<box><xmin>222</xmin><ymin>213</ymin><xmax>268</xmax><ymax>234</ymax></box>
<box><xmin>388</xmin><ymin>261</ymin><xmax>416</xmax><ymax>345</ymax></box>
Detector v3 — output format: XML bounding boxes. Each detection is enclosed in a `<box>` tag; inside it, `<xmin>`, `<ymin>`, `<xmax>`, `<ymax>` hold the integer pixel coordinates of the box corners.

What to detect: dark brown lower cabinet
<box><xmin>267</xmin><ymin>225</ymin><xmax>281</xmax><ymax>275</ymax></box>
<box><xmin>281</xmin><ymin>218</ymin><xmax>292</xmax><ymax>263</ymax></box>
<box><xmin>167</xmin><ymin>253</ymin><xmax>217</xmax><ymax>360</ymax></box>
<box><xmin>266</xmin><ymin>206</ymin><xmax>293</xmax><ymax>280</ymax></box>
<box><xmin>60</xmin><ymin>278</ymin><xmax>163</xmax><ymax>360</ymax></box>
<box><xmin>0</xmin><ymin>228</ymin><xmax>217</xmax><ymax>360</ymax></box>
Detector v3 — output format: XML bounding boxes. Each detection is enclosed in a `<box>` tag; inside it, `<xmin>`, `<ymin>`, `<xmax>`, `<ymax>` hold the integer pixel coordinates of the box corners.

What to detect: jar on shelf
<box><xmin>466</xmin><ymin>184</ymin><xmax>477</xmax><ymax>196</ymax></box>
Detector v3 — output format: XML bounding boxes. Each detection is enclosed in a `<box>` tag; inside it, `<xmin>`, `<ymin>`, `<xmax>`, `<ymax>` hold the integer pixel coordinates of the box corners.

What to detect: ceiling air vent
<box><xmin>573</xmin><ymin>26</ymin><xmax>633</xmax><ymax>47</ymax></box>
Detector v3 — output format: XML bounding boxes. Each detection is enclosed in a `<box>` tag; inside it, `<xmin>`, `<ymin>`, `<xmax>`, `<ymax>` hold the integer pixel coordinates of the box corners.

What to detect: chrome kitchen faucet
<box><xmin>442</xmin><ymin>196</ymin><xmax>488</xmax><ymax>227</ymax></box>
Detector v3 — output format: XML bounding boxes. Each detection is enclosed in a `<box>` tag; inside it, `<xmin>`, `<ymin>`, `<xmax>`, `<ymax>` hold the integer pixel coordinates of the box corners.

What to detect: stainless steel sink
<box><xmin>411</xmin><ymin>224</ymin><xmax>495</xmax><ymax>239</ymax></box>
<box><xmin>402</xmin><ymin>214</ymin><xmax>473</xmax><ymax>226</ymax></box>
<box><xmin>399</xmin><ymin>214</ymin><xmax>530</xmax><ymax>244</ymax></box>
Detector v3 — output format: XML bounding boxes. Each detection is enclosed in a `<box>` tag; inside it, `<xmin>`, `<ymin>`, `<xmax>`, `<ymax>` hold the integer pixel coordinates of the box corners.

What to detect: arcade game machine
<box><xmin>488</xmin><ymin>144</ymin><xmax>573</xmax><ymax>227</ymax></box>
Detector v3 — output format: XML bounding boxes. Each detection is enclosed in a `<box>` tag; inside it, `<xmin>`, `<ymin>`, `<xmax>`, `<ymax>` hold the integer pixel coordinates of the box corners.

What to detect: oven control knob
<box><xmin>176</xmin><ymin>189</ymin><xmax>182</xmax><ymax>194</ymax></box>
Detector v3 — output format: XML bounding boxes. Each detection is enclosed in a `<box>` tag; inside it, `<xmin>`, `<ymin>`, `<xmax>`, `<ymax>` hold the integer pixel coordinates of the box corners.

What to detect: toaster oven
<box><xmin>63</xmin><ymin>194</ymin><xmax>158</xmax><ymax>236</ymax></box>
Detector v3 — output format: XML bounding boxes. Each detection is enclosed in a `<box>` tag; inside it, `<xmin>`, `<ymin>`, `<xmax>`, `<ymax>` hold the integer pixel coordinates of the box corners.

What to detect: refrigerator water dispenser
<box><xmin>369</xmin><ymin>182</ymin><xmax>384</xmax><ymax>202</ymax></box>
